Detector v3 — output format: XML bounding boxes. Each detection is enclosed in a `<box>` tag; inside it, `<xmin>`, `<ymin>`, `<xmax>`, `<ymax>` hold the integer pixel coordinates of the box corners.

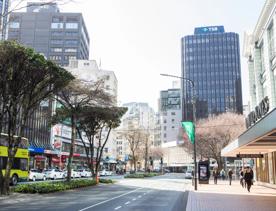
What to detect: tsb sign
<box><xmin>246</xmin><ymin>96</ymin><xmax>269</xmax><ymax>128</ymax></box>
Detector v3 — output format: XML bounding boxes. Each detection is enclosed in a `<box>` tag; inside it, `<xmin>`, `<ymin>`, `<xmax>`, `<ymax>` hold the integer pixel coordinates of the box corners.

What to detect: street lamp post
<box><xmin>160</xmin><ymin>73</ymin><xmax>197</xmax><ymax>191</ymax></box>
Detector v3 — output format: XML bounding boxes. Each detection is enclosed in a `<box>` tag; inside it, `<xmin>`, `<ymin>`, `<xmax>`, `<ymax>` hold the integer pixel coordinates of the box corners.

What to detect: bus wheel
<box><xmin>11</xmin><ymin>174</ymin><xmax>18</xmax><ymax>186</ymax></box>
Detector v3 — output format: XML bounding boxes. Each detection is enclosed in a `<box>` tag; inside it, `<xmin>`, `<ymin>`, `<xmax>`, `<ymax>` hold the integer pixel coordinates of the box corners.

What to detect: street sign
<box><xmin>236</xmin><ymin>154</ymin><xmax>263</xmax><ymax>158</ymax></box>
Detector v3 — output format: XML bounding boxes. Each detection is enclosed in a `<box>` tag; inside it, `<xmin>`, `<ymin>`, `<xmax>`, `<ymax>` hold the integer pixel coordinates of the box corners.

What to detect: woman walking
<box><xmin>244</xmin><ymin>167</ymin><xmax>253</xmax><ymax>192</ymax></box>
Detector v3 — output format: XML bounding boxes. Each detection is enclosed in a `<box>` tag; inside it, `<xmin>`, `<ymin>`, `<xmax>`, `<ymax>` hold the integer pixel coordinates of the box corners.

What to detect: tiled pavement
<box><xmin>186</xmin><ymin>180</ymin><xmax>276</xmax><ymax>211</ymax></box>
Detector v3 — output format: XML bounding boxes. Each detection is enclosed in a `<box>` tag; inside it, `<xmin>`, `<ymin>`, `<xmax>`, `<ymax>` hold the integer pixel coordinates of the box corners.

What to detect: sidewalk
<box><xmin>186</xmin><ymin>180</ymin><xmax>276</xmax><ymax>211</ymax></box>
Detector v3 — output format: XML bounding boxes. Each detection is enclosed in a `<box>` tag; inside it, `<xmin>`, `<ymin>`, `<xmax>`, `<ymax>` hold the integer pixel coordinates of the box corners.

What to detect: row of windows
<box><xmin>51</xmin><ymin>39</ymin><xmax>78</xmax><ymax>45</ymax></box>
<box><xmin>51</xmin><ymin>22</ymin><xmax>79</xmax><ymax>29</ymax></box>
<box><xmin>52</xmin><ymin>31</ymin><xmax>79</xmax><ymax>36</ymax></box>
<box><xmin>49</xmin><ymin>55</ymin><xmax>77</xmax><ymax>61</ymax></box>
<box><xmin>51</xmin><ymin>48</ymin><xmax>78</xmax><ymax>53</ymax></box>
<box><xmin>185</xmin><ymin>36</ymin><xmax>237</xmax><ymax>44</ymax></box>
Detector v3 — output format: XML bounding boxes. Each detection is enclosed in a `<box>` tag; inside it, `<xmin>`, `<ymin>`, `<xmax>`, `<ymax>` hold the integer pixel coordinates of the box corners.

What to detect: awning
<box><xmin>222</xmin><ymin>108</ymin><xmax>276</xmax><ymax>157</ymax></box>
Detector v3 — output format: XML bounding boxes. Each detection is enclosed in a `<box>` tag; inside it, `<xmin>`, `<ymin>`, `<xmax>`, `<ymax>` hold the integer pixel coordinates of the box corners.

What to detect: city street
<box><xmin>1</xmin><ymin>173</ymin><xmax>190</xmax><ymax>211</ymax></box>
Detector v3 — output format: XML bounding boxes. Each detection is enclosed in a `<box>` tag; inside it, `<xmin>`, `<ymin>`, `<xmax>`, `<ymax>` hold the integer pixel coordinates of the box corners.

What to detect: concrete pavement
<box><xmin>186</xmin><ymin>180</ymin><xmax>276</xmax><ymax>211</ymax></box>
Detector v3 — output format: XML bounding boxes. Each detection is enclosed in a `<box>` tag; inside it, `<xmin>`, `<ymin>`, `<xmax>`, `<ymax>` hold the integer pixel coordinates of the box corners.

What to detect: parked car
<box><xmin>28</xmin><ymin>169</ymin><xmax>46</xmax><ymax>181</ymax></box>
<box><xmin>64</xmin><ymin>169</ymin><xmax>81</xmax><ymax>178</ymax></box>
<box><xmin>164</xmin><ymin>169</ymin><xmax>170</xmax><ymax>173</ymax></box>
<box><xmin>44</xmin><ymin>169</ymin><xmax>65</xmax><ymax>180</ymax></box>
<box><xmin>77</xmin><ymin>169</ymin><xmax>92</xmax><ymax>177</ymax></box>
<box><xmin>99</xmin><ymin>169</ymin><xmax>113</xmax><ymax>176</ymax></box>
<box><xmin>184</xmin><ymin>170</ymin><xmax>193</xmax><ymax>179</ymax></box>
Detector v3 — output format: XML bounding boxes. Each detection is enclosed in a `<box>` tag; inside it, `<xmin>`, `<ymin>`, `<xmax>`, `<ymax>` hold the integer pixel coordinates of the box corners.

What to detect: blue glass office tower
<box><xmin>181</xmin><ymin>26</ymin><xmax>243</xmax><ymax>121</ymax></box>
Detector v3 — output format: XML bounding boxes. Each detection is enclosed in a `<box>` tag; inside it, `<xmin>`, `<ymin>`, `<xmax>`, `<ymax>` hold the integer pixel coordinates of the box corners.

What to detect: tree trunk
<box><xmin>67</xmin><ymin>114</ymin><xmax>76</xmax><ymax>182</ymax></box>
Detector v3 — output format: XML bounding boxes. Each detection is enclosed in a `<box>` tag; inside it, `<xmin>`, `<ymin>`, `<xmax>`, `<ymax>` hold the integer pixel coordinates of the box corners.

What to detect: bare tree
<box><xmin>121</xmin><ymin>125</ymin><xmax>145</xmax><ymax>172</ymax></box>
<box><xmin>182</xmin><ymin>112</ymin><xmax>246</xmax><ymax>170</ymax></box>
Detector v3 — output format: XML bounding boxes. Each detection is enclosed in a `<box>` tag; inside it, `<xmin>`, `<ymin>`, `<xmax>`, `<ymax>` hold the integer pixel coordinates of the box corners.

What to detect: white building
<box><xmin>222</xmin><ymin>0</ymin><xmax>276</xmax><ymax>188</ymax></box>
<box><xmin>116</xmin><ymin>102</ymin><xmax>155</xmax><ymax>168</ymax></box>
<box><xmin>50</xmin><ymin>60</ymin><xmax>119</xmax><ymax>168</ymax></box>
<box><xmin>158</xmin><ymin>83</ymin><xmax>193</xmax><ymax>172</ymax></box>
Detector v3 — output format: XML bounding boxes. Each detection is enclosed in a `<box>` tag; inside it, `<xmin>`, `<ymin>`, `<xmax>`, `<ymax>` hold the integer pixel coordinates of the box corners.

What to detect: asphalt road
<box><xmin>1</xmin><ymin>173</ymin><xmax>190</xmax><ymax>211</ymax></box>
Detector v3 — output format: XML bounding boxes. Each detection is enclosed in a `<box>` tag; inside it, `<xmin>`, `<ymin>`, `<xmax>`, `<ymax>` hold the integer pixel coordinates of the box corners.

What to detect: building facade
<box><xmin>159</xmin><ymin>88</ymin><xmax>182</xmax><ymax>146</ymax></box>
<box><xmin>181</xmin><ymin>26</ymin><xmax>243</xmax><ymax>121</ymax></box>
<box><xmin>222</xmin><ymin>0</ymin><xmax>276</xmax><ymax>188</ymax></box>
<box><xmin>6</xmin><ymin>3</ymin><xmax>90</xmax><ymax>169</ymax></box>
<box><xmin>8</xmin><ymin>2</ymin><xmax>89</xmax><ymax>66</ymax></box>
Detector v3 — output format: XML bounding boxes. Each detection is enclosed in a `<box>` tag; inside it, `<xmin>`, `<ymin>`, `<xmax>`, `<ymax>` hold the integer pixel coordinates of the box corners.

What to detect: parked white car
<box><xmin>28</xmin><ymin>169</ymin><xmax>46</xmax><ymax>181</ymax></box>
<box><xmin>78</xmin><ymin>169</ymin><xmax>92</xmax><ymax>177</ymax></box>
<box><xmin>64</xmin><ymin>169</ymin><xmax>81</xmax><ymax>178</ymax></box>
<box><xmin>184</xmin><ymin>170</ymin><xmax>193</xmax><ymax>179</ymax></box>
<box><xmin>99</xmin><ymin>169</ymin><xmax>113</xmax><ymax>176</ymax></box>
<box><xmin>44</xmin><ymin>169</ymin><xmax>65</xmax><ymax>180</ymax></box>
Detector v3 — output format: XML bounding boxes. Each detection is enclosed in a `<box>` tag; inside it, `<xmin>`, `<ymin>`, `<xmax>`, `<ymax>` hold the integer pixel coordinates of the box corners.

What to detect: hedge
<box><xmin>99</xmin><ymin>178</ymin><xmax>114</xmax><ymax>184</ymax></box>
<box><xmin>13</xmin><ymin>179</ymin><xmax>97</xmax><ymax>194</ymax></box>
<box><xmin>124</xmin><ymin>173</ymin><xmax>160</xmax><ymax>178</ymax></box>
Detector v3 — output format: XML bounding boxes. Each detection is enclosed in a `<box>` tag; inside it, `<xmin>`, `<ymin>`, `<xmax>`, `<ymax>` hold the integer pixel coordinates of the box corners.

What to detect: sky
<box><xmin>17</xmin><ymin>0</ymin><xmax>266</xmax><ymax>111</ymax></box>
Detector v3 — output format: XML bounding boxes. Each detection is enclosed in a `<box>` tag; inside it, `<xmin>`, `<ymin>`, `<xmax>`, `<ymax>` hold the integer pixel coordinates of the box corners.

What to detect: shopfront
<box><xmin>222</xmin><ymin>108</ymin><xmax>276</xmax><ymax>188</ymax></box>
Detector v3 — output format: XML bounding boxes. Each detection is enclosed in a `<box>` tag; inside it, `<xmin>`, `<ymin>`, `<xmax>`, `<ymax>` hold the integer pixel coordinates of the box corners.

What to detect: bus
<box><xmin>0</xmin><ymin>133</ymin><xmax>29</xmax><ymax>185</ymax></box>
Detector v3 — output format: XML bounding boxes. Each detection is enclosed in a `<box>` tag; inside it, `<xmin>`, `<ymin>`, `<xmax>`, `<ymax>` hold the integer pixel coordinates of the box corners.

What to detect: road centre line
<box><xmin>132</xmin><ymin>198</ymin><xmax>136</xmax><ymax>201</ymax></box>
<box><xmin>114</xmin><ymin>206</ymin><xmax>121</xmax><ymax>210</ymax></box>
<box><xmin>78</xmin><ymin>187</ymin><xmax>143</xmax><ymax>211</ymax></box>
<box><xmin>125</xmin><ymin>201</ymin><xmax>130</xmax><ymax>205</ymax></box>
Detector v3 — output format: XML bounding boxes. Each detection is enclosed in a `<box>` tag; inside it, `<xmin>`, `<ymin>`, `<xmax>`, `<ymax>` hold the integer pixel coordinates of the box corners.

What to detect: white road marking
<box><xmin>138</xmin><ymin>195</ymin><xmax>142</xmax><ymax>198</ymax></box>
<box><xmin>114</xmin><ymin>206</ymin><xmax>121</xmax><ymax>210</ymax></box>
<box><xmin>78</xmin><ymin>187</ymin><xmax>143</xmax><ymax>211</ymax></box>
<box><xmin>125</xmin><ymin>201</ymin><xmax>130</xmax><ymax>205</ymax></box>
<box><xmin>143</xmin><ymin>193</ymin><xmax>146</xmax><ymax>195</ymax></box>
<box><xmin>132</xmin><ymin>198</ymin><xmax>136</xmax><ymax>201</ymax></box>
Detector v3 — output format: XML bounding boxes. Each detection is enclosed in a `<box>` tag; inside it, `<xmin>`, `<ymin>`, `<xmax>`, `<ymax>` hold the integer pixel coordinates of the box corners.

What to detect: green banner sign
<box><xmin>181</xmin><ymin>121</ymin><xmax>195</xmax><ymax>144</ymax></box>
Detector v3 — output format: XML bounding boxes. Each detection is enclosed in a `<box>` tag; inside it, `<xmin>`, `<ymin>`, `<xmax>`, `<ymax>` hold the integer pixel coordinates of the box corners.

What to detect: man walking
<box><xmin>228</xmin><ymin>169</ymin><xmax>233</xmax><ymax>185</ymax></box>
<box><xmin>213</xmin><ymin>169</ymin><xmax>218</xmax><ymax>184</ymax></box>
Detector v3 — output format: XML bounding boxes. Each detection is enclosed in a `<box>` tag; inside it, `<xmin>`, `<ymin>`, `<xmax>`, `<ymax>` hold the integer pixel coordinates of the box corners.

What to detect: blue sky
<box><xmin>18</xmin><ymin>0</ymin><xmax>266</xmax><ymax>111</ymax></box>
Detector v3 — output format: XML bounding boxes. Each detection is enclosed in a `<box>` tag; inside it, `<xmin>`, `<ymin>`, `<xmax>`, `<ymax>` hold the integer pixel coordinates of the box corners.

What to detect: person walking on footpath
<box><xmin>213</xmin><ymin>169</ymin><xmax>219</xmax><ymax>184</ymax></box>
<box><xmin>239</xmin><ymin>167</ymin><xmax>244</xmax><ymax>187</ymax></box>
<box><xmin>220</xmin><ymin>169</ymin><xmax>225</xmax><ymax>180</ymax></box>
<box><xmin>228</xmin><ymin>169</ymin><xmax>233</xmax><ymax>185</ymax></box>
<box><xmin>244</xmin><ymin>167</ymin><xmax>253</xmax><ymax>192</ymax></box>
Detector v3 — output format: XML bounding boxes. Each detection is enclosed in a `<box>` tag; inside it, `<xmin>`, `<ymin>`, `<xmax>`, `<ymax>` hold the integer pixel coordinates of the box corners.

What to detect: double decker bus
<box><xmin>0</xmin><ymin>133</ymin><xmax>29</xmax><ymax>185</ymax></box>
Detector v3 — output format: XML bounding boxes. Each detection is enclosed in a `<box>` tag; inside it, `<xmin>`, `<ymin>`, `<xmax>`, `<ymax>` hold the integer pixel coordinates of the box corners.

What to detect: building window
<box><xmin>9</xmin><ymin>22</ymin><xmax>20</xmax><ymax>29</ymax></box>
<box><xmin>268</xmin><ymin>23</ymin><xmax>275</xmax><ymax>59</ymax></box>
<box><xmin>49</xmin><ymin>55</ymin><xmax>62</xmax><ymax>61</ymax></box>
<box><xmin>171</xmin><ymin>112</ymin><xmax>176</xmax><ymax>115</ymax></box>
<box><xmin>51</xmin><ymin>40</ymin><xmax>63</xmax><ymax>45</ymax></box>
<box><xmin>64</xmin><ymin>48</ymin><xmax>77</xmax><ymax>53</ymax></box>
<box><xmin>65</xmin><ymin>31</ymin><xmax>79</xmax><ymax>36</ymax></box>
<box><xmin>51</xmin><ymin>23</ymin><xmax>63</xmax><ymax>29</ymax></box>
<box><xmin>104</xmin><ymin>148</ymin><xmax>108</xmax><ymax>153</ymax></box>
<box><xmin>66</xmin><ymin>23</ymin><xmax>78</xmax><ymax>29</ymax></box>
<box><xmin>51</xmin><ymin>48</ymin><xmax>62</xmax><ymax>52</ymax></box>
<box><xmin>51</xmin><ymin>31</ymin><xmax>63</xmax><ymax>36</ymax></box>
<box><xmin>172</xmin><ymin>119</ymin><xmax>175</xmax><ymax>122</ymax></box>
<box><xmin>65</xmin><ymin>40</ymin><xmax>78</xmax><ymax>46</ymax></box>
<box><xmin>163</xmin><ymin>126</ymin><xmax>166</xmax><ymax>130</ymax></box>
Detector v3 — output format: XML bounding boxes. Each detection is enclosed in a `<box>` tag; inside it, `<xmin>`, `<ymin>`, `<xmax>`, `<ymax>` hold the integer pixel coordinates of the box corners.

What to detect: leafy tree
<box><xmin>0</xmin><ymin>41</ymin><xmax>74</xmax><ymax>195</ymax></box>
<box><xmin>182</xmin><ymin>112</ymin><xmax>246</xmax><ymax>170</ymax></box>
<box><xmin>76</xmin><ymin>106</ymin><xmax>127</xmax><ymax>180</ymax></box>
<box><xmin>53</xmin><ymin>79</ymin><xmax>113</xmax><ymax>181</ymax></box>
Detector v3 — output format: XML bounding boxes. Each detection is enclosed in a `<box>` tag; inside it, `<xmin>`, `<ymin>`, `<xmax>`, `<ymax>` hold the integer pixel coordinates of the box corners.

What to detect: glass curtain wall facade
<box><xmin>181</xmin><ymin>26</ymin><xmax>243</xmax><ymax>121</ymax></box>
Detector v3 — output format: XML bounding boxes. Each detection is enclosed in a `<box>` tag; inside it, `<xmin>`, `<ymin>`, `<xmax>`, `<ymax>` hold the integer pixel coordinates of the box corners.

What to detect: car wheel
<box><xmin>11</xmin><ymin>174</ymin><xmax>18</xmax><ymax>186</ymax></box>
<box><xmin>53</xmin><ymin>175</ymin><xmax>57</xmax><ymax>180</ymax></box>
<box><xmin>32</xmin><ymin>176</ymin><xmax>36</xmax><ymax>182</ymax></box>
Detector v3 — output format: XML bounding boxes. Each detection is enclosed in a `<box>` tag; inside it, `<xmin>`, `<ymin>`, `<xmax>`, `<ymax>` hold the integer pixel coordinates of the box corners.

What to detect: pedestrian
<box><xmin>239</xmin><ymin>167</ymin><xmax>244</xmax><ymax>187</ymax></box>
<box><xmin>228</xmin><ymin>169</ymin><xmax>233</xmax><ymax>185</ymax></box>
<box><xmin>213</xmin><ymin>169</ymin><xmax>218</xmax><ymax>184</ymax></box>
<box><xmin>244</xmin><ymin>167</ymin><xmax>253</xmax><ymax>192</ymax></box>
<box><xmin>220</xmin><ymin>169</ymin><xmax>225</xmax><ymax>180</ymax></box>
